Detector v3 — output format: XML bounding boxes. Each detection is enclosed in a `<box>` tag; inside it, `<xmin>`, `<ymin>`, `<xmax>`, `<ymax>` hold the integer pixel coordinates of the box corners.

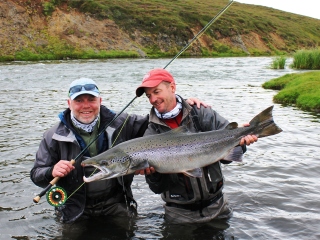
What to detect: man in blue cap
<box><xmin>30</xmin><ymin>77</ymin><xmax>204</xmax><ymax>223</ymax></box>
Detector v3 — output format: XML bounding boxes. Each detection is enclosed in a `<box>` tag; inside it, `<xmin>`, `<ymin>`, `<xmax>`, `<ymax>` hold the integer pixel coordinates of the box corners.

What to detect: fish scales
<box><xmin>81</xmin><ymin>106</ymin><xmax>282</xmax><ymax>181</ymax></box>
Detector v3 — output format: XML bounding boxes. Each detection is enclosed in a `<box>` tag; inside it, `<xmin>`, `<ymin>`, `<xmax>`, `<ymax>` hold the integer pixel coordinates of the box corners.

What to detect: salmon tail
<box><xmin>249</xmin><ymin>106</ymin><xmax>283</xmax><ymax>138</ymax></box>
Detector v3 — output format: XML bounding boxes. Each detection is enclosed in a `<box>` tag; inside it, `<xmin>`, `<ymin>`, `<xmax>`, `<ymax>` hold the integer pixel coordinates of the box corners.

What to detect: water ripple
<box><xmin>0</xmin><ymin>57</ymin><xmax>319</xmax><ymax>239</ymax></box>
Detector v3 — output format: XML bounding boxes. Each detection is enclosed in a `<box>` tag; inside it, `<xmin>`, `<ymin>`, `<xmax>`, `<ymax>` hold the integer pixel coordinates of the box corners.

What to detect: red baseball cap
<box><xmin>136</xmin><ymin>68</ymin><xmax>175</xmax><ymax>97</ymax></box>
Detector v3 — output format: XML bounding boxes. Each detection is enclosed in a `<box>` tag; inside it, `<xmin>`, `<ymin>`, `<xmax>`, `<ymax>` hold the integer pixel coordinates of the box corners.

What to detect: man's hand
<box><xmin>240</xmin><ymin>135</ymin><xmax>258</xmax><ymax>146</ymax></box>
<box><xmin>186</xmin><ymin>97</ymin><xmax>209</xmax><ymax>108</ymax></box>
<box><xmin>135</xmin><ymin>167</ymin><xmax>156</xmax><ymax>175</ymax></box>
<box><xmin>239</xmin><ymin>123</ymin><xmax>258</xmax><ymax>146</ymax></box>
<box><xmin>52</xmin><ymin>160</ymin><xmax>75</xmax><ymax>178</ymax></box>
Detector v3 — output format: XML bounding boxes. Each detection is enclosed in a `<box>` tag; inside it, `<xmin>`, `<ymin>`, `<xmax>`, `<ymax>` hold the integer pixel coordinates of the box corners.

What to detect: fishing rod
<box><xmin>32</xmin><ymin>98</ymin><xmax>137</xmax><ymax>204</ymax></box>
<box><xmin>163</xmin><ymin>0</ymin><xmax>234</xmax><ymax>69</ymax></box>
<box><xmin>32</xmin><ymin>0</ymin><xmax>234</xmax><ymax>204</ymax></box>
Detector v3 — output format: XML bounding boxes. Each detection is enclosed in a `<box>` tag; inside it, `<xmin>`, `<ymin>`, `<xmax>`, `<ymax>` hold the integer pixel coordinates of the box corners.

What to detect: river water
<box><xmin>0</xmin><ymin>57</ymin><xmax>319</xmax><ymax>240</ymax></box>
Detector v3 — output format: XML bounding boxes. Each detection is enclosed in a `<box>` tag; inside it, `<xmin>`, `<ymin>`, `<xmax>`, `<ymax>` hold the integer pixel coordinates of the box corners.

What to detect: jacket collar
<box><xmin>149</xmin><ymin>95</ymin><xmax>192</xmax><ymax>126</ymax></box>
<box><xmin>58</xmin><ymin>105</ymin><xmax>116</xmax><ymax>131</ymax></box>
<box><xmin>54</xmin><ymin>105</ymin><xmax>116</xmax><ymax>142</ymax></box>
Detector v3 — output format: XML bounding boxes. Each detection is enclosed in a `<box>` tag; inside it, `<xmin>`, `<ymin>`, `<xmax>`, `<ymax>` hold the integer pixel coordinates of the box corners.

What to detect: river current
<box><xmin>0</xmin><ymin>57</ymin><xmax>319</xmax><ymax>239</ymax></box>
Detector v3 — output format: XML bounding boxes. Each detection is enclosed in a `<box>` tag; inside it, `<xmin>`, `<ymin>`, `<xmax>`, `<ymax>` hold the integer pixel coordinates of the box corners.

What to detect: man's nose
<box><xmin>149</xmin><ymin>95</ymin><xmax>157</xmax><ymax>104</ymax></box>
<box><xmin>82</xmin><ymin>100</ymin><xmax>90</xmax><ymax>107</ymax></box>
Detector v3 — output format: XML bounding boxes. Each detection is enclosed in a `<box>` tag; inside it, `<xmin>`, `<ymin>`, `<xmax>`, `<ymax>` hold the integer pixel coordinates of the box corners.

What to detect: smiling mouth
<box><xmin>153</xmin><ymin>101</ymin><xmax>163</xmax><ymax>108</ymax></box>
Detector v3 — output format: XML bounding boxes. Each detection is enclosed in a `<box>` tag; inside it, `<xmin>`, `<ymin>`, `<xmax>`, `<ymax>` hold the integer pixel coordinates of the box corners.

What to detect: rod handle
<box><xmin>33</xmin><ymin>159</ymin><xmax>76</xmax><ymax>203</ymax></box>
<box><xmin>33</xmin><ymin>183</ymin><xmax>55</xmax><ymax>203</ymax></box>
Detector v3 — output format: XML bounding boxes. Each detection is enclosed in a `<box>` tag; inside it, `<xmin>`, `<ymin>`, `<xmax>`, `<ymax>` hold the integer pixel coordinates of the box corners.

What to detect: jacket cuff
<box><xmin>241</xmin><ymin>144</ymin><xmax>247</xmax><ymax>153</ymax></box>
<box><xmin>146</xmin><ymin>172</ymin><xmax>162</xmax><ymax>182</ymax></box>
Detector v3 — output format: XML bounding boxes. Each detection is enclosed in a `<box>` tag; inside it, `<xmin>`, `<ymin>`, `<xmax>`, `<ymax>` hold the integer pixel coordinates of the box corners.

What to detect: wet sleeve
<box><xmin>30</xmin><ymin>130</ymin><xmax>57</xmax><ymax>187</ymax></box>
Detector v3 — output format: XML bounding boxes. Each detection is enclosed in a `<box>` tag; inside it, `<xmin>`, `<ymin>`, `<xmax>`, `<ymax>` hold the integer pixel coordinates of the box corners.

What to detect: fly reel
<box><xmin>46</xmin><ymin>186</ymin><xmax>67</xmax><ymax>207</ymax></box>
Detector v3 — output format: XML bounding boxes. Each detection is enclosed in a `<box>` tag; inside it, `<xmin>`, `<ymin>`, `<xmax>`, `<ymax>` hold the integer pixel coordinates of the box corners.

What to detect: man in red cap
<box><xmin>136</xmin><ymin>68</ymin><xmax>257</xmax><ymax>224</ymax></box>
<box><xmin>31</xmin><ymin>77</ymin><xmax>206</xmax><ymax>224</ymax></box>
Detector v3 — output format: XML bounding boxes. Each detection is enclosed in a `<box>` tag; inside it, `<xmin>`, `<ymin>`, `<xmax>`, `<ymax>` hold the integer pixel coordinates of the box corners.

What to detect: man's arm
<box><xmin>30</xmin><ymin>132</ymin><xmax>59</xmax><ymax>188</ymax></box>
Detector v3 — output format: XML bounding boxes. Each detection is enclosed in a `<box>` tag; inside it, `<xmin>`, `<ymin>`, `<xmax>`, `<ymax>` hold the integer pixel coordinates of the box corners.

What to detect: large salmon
<box><xmin>81</xmin><ymin>106</ymin><xmax>282</xmax><ymax>182</ymax></box>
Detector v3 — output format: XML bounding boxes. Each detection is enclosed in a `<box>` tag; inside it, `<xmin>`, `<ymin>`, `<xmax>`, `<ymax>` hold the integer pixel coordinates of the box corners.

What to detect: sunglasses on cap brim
<box><xmin>69</xmin><ymin>84</ymin><xmax>99</xmax><ymax>96</ymax></box>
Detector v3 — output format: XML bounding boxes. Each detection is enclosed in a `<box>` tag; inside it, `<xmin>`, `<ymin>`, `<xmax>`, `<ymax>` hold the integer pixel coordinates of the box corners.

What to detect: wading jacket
<box><xmin>30</xmin><ymin>106</ymin><xmax>148</xmax><ymax>223</ymax></box>
<box><xmin>145</xmin><ymin>97</ymin><xmax>246</xmax><ymax>206</ymax></box>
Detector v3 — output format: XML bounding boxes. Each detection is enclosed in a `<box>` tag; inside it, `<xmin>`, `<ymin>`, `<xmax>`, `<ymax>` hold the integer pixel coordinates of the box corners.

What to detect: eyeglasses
<box><xmin>69</xmin><ymin>84</ymin><xmax>100</xmax><ymax>96</ymax></box>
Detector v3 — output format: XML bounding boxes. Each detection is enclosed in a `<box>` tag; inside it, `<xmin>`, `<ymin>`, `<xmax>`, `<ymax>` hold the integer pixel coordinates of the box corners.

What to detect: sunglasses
<box><xmin>69</xmin><ymin>84</ymin><xmax>100</xmax><ymax>96</ymax></box>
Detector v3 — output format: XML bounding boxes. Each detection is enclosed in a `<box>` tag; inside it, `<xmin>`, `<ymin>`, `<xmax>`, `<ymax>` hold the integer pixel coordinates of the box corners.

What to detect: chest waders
<box><xmin>163</xmin><ymin>105</ymin><xmax>225</xmax><ymax>216</ymax></box>
<box><xmin>33</xmin><ymin>0</ymin><xmax>235</xmax><ymax>205</ymax></box>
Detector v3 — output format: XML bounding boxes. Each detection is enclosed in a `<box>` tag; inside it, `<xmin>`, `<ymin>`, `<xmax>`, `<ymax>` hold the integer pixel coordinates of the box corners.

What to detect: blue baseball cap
<box><xmin>68</xmin><ymin>78</ymin><xmax>100</xmax><ymax>100</ymax></box>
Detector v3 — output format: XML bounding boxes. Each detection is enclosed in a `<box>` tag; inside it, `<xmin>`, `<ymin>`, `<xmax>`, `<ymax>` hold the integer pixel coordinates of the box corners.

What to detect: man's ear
<box><xmin>170</xmin><ymin>82</ymin><xmax>176</xmax><ymax>93</ymax></box>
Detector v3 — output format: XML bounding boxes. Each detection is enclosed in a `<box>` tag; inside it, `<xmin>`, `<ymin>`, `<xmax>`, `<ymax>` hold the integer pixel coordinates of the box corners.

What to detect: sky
<box><xmin>236</xmin><ymin>0</ymin><xmax>319</xmax><ymax>20</ymax></box>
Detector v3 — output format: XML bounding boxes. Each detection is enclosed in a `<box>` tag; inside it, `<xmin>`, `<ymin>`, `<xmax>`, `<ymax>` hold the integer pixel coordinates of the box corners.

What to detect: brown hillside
<box><xmin>0</xmin><ymin>0</ymin><xmax>145</xmax><ymax>57</ymax></box>
<box><xmin>0</xmin><ymin>0</ymin><xmax>319</xmax><ymax>59</ymax></box>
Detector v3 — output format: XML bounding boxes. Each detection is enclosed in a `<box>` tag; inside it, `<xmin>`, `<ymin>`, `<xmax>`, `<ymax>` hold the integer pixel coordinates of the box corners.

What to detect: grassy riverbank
<box><xmin>291</xmin><ymin>49</ymin><xmax>320</xmax><ymax>70</ymax></box>
<box><xmin>262</xmin><ymin>71</ymin><xmax>320</xmax><ymax>113</ymax></box>
<box><xmin>0</xmin><ymin>49</ymin><xmax>139</xmax><ymax>62</ymax></box>
<box><xmin>270</xmin><ymin>49</ymin><xmax>320</xmax><ymax>70</ymax></box>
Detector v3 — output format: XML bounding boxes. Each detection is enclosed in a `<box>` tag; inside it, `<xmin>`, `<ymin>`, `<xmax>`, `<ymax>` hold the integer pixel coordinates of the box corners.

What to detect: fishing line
<box><xmin>33</xmin><ymin>0</ymin><xmax>234</xmax><ymax>205</ymax></box>
<box><xmin>45</xmin><ymin>115</ymin><xmax>131</xmax><ymax>207</ymax></box>
<box><xmin>33</xmin><ymin>98</ymin><xmax>136</xmax><ymax>204</ymax></box>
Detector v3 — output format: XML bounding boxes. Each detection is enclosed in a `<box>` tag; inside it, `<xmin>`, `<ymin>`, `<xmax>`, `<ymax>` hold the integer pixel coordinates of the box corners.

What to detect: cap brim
<box><xmin>136</xmin><ymin>87</ymin><xmax>145</xmax><ymax>97</ymax></box>
<box><xmin>70</xmin><ymin>91</ymin><xmax>100</xmax><ymax>100</ymax></box>
<box><xmin>136</xmin><ymin>79</ymin><xmax>164</xmax><ymax>97</ymax></box>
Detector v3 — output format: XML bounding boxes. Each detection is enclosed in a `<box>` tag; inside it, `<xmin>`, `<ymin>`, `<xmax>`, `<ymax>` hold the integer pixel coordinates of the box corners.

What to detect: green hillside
<box><xmin>0</xmin><ymin>0</ymin><xmax>319</xmax><ymax>61</ymax></box>
<box><xmin>65</xmin><ymin>0</ymin><xmax>320</xmax><ymax>53</ymax></box>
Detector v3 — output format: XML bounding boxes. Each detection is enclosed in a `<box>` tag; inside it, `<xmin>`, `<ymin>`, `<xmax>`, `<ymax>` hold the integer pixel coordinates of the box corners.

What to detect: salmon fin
<box><xmin>182</xmin><ymin>168</ymin><xmax>202</xmax><ymax>178</ymax></box>
<box><xmin>249</xmin><ymin>106</ymin><xmax>283</xmax><ymax>138</ymax></box>
<box><xmin>223</xmin><ymin>146</ymin><xmax>243</xmax><ymax>162</ymax></box>
<box><xmin>129</xmin><ymin>159</ymin><xmax>150</xmax><ymax>171</ymax></box>
<box><xmin>258</xmin><ymin>123</ymin><xmax>283</xmax><ymax>138</ymax></box>
<box><xmin>225</xmin><ymin>122</ymin><xmax>238</xmax><ymax>130</ymax></box>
